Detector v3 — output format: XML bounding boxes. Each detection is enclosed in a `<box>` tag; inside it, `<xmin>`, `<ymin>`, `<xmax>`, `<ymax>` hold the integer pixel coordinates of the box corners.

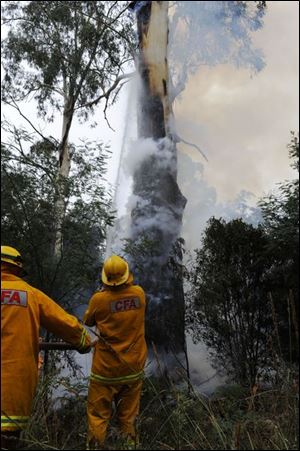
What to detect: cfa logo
<box><xmin>1</xmin><ymin>289</ymin><xmax>28</xmax><ymax>307</ymax></box>
<box><xmin>111</xmin><ymin>297</ymin><xmax>140</xmax><ymax>313</ymax></box>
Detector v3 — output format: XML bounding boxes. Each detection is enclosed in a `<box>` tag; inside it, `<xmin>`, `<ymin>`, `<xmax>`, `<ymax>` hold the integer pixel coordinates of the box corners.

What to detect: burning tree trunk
<box><xmin>129</xmin><ymin>1</ymin><xmax>187</xmax><ymax>373</ymax></box>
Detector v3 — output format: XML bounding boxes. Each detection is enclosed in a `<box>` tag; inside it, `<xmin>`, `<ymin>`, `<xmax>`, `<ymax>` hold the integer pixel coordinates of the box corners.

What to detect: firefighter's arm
<box><xmin>83</xmin><ymin>293</ymin><xmax>98</xmax><ymax>327</ymax></box>
<box><xmin>135</xmin><ymin>285</ymin><xmax>146</xmax><ymax>307</ymax></box>
<box><xmin>37</xmin><ymin>289</ymin><xmax>91</xmax><ymax>354</ymax></box>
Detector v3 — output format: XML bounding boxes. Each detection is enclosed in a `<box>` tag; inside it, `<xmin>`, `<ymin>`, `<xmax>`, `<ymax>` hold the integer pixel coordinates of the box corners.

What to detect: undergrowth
<box><xmin>20</xmin><ymin>364</ymin><xmax>299</xmax><ymax>450</ymax></box>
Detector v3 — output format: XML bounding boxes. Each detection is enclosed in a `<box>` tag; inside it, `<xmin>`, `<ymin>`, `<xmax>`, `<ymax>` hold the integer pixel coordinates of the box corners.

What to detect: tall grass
<box><xmin>137</xmin><ymin>367</ymin><xmax>298</xmax><ymax>450</ymax></box>
<box><xmin>20</xmin><ymin>361</ymin><xmax>298</xmax><ymax>450</ymax></box>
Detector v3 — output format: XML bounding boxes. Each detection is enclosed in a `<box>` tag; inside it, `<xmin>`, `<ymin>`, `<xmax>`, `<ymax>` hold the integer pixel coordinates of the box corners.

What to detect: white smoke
<box><xmin>186</xmin><ymin>335</ymin><xmax>226</xmax><ymax>394</ymax></box>
<box><xmin>132</xmin><ymin>202</ymin><xmax>179</xmax><ymax>235</ymax></box>
<box><xmin>108</xmin><ymin>1</ymin><xmax>266</xmax><ymax>255</ymax></box>
<box><xmin>107</xmin><ymin>133</ymin><xmax>181</xmax><ymax>256</ymax></box>
<box><xmin>178</xmin><ymin>150</ymin><xmax>262</xmax><ymax>251</ymax></box>
<box><xmin>165</xmin><ymin>1</ymin><xmax>266</xmax><ymax>252</ymax></box>
<box><xmin>105</xmin><ymin>1</ymin><xmax>267</xmax><ymax>391</ymax></box>
<box><xmin>123</xmin><ymin>136</ymin><xmax>176</xmax><ymax>176</ymax></box>
<box><xmin>168</xmin><ymin>1</ymin><xmax>265</xmax><ymax>97</ymax></box>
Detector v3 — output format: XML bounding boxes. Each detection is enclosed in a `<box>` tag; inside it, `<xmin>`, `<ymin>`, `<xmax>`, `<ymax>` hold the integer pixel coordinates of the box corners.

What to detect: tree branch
<box><xmin>1</xmin><ymin>139</ymin><xmax>56</xmax><ymax>183</ymax></box>
<box><xmin>76</xmin><ymin>71</ymin><xmax>135</xmax><ymax>110</ymax></box>
<box><xmin>3</xmin><ymin>97</ymin><xmax>58</xmax><ymax>148</ymax></box>
<box><xmin>172</xmin><ymin>133</ymin><xmax>209</xmax><ymax>162</ymax></box>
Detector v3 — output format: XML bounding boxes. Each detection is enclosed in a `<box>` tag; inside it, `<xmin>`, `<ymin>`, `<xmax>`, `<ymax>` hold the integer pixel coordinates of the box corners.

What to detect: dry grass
<box><xmin>20</xmin><ymin>363</ymin><xmax>299</xmax><ymax>450</ymax></box>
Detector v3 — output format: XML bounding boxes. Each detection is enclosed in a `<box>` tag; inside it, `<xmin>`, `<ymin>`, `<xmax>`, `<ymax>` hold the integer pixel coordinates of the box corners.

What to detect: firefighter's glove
<box><xmin>77</xmin><ymin>338</ymin><xmax>98</xmax><ymax>354</ymax></box>
<box><xmin>77</xmin><ymin>344</ymin><xmax>92</xmax><ymax>354</ymax></box>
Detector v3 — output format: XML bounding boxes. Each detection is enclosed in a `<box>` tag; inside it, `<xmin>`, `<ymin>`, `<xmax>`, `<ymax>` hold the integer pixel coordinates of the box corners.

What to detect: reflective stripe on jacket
<box><xmin>1</xmin><ymin>271</ymin><xmax>91</xmax><ymax>431</ymax></box>
<box><xmin>83</xmin><ymin>284</ymin><xmax>147</xmax><ymax>383</ymax></box>
<box><xmin>90</xmin><ymin>370</ymin><xmax>144</xmax><ymax>385</ymax></box>
<box><xmin>1</xmin><ymin>415</ymin><xmax>29</xmax><ymax>431</ymax></box>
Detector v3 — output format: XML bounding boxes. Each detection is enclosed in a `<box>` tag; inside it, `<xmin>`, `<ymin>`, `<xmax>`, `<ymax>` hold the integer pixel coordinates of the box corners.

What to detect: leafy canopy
<box><xmin>1</xmin><ymin>1</ymin><xmax>135</xmax><ymax>121</ymax></box>
<box><xmin>188</xmin><ymin>217</ymin><xmax>273</xmax><ymax>385</ymax></box>
<box><xmin>1</xmin><ymin>126</ymin><xmax>114</xmax><ymax>306</ymax></box>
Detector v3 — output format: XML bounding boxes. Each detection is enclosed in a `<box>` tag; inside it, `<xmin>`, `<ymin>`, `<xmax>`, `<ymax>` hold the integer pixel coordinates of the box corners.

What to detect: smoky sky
<box><xmin>1</xmin><ymin>1</ymin><xmax>298</xmax><ymax>236</ymax></box>
<box><xmin>108</xmin><ymin>1</ymin><xmax>299</xmax><ymax>253</ymax></box>
<box><xmin>174</xmin><ymin>1</ymin><xmax>298</xmax><ymax>206</ymax></box>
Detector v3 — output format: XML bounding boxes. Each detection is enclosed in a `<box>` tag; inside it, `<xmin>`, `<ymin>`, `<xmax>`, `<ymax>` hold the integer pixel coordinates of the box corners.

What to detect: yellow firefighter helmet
<box><xmin>102</xmin><ymin>255</ymin><xmax>130</xmax><ymax>286</ymax></box>
<box><xmin>1</xmin><ymin>245</ymin><xmax>24</xmax><ymax>269</ymax></box>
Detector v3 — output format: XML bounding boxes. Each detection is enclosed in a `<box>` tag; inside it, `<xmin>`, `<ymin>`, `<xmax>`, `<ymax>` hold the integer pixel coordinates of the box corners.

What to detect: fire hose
<box><xmin>39</xmin><ymin>325</ymin><xmax>100</xmax><ymax>351</ymax></box>
<box><xmin>38</xmin><ymin>327</ymin><xmax>137</xmax><ymax>373</ymax></box>
<box><xmin>39</xmin><ymin>341</ymin><xmax>79</xmax><ymax>351</ymax></box>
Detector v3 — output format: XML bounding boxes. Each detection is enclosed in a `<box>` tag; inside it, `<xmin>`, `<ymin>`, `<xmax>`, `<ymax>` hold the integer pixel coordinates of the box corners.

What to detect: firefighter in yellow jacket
<box><xmin>1</xmin><ymin>246</ymin><xmax>92</xmax><ymax>450</ymax></box>
<box><xmin>83</xmin><ymin>255</ymin><xmax>147</xmax><ymax>449</ymax></box>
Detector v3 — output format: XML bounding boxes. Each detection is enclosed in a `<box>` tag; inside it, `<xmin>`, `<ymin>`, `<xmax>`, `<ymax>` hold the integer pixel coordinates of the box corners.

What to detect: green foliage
<box><xmin>259</xmin><ymin>133</ymin><xmax>299</xmax><ymax>262</ymax></box>
<box><xmin>138</xmin><ymin>372</ymin><xmax>298</xmax><ymax>450</ymax></box>
<box><xmin>187</xmin><ymin>133</ymin><xmax>299</xmax><ymax>385</ymax></box>
<box><xmin>188</xmin><ymin>218</ymin><xmax>274</xmax><ymax>386</ymax></box>
<box><xmin>1</xmin><ymin>1</ymin><xmax>135</xmax><ymax>121</ymax></box>
<box><xmin>21</xmin><ymin>372</ymin><xmax>299</xmax><ymax>450</ymax></box>
<box><xmin>1</xmin><ymin>127</ymin><xmax>114</xmax><ymax>306</ymax></box>
<box><xmin>23</xmin><ymin>371</ymin><xmax>90</xmax><ymax>450</ymax></box>
<box><xmin>258</xmin><ymin>133</ymin><xmax>299</xmax><ymax>361</ymax></box>
<box><xmin>1</xmin><ymin>1</ymin><xmax>134</xmax><ymax>271</ymax></box>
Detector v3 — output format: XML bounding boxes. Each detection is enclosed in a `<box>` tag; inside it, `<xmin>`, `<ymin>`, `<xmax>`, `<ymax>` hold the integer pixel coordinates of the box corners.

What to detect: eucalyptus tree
<box><xmin>1</xmin><ymin>1</ymin><xmax>134</xmax><ymax>259</ymax></box>
<box><xmin>127</xmin><ymin>0</ymin><xmax>267</xmax><ymax>372</ymax></box>
<box><xmin>1</xmin><ymin>123</ymin><xmax>114</xmax><ymax>303</ymax></box>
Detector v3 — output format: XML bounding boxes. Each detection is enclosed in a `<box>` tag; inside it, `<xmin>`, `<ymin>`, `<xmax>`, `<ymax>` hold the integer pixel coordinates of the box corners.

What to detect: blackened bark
<box><xmin>130</xmin><ymin>1</ymin><xmax>187</xmax><ymax>363</ymax></box>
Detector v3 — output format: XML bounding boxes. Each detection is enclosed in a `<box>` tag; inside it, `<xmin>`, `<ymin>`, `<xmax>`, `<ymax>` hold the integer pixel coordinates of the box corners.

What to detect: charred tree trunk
<box><xmin>130</xmin><ymin>1</ymin><xmax>187</xmax><ymax>374</ymax></box>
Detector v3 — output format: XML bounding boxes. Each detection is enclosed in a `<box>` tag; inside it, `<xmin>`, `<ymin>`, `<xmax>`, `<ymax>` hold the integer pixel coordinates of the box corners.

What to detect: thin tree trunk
<box><xmin>53</xmin><ymin>99</ymin><xmax>73</xmax><ymax>260</ymax></box>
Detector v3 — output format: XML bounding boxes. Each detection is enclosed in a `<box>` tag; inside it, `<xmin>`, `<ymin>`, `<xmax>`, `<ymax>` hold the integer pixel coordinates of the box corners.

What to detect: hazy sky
<box><xmin>1</xmin><ymin>1</ymin><xmax>299</xmax><ymax>203</ymax></box>
<box><xmin>174</xmin><ymin>0</ymin><xmax>299</xmax><ymax>203</ymax></box>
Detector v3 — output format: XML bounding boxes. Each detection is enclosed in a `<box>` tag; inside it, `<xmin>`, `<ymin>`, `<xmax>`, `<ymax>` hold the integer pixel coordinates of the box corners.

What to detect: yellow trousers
<box><xmin>87</xmin><ymin>379</ymin><xmax>143</xmax><ymax>445</ymax></box>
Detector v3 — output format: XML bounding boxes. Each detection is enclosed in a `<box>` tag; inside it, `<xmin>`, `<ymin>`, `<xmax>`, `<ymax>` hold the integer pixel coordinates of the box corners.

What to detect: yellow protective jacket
<box><xmin>1</xmin><ymin>272</ymin><xmax>91</xmax><ymax>432</ymax></box>
<box><xmin>83</xmin><ymin>284</ymin><xmax>147</xmax><ymax>384</ymax></box>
